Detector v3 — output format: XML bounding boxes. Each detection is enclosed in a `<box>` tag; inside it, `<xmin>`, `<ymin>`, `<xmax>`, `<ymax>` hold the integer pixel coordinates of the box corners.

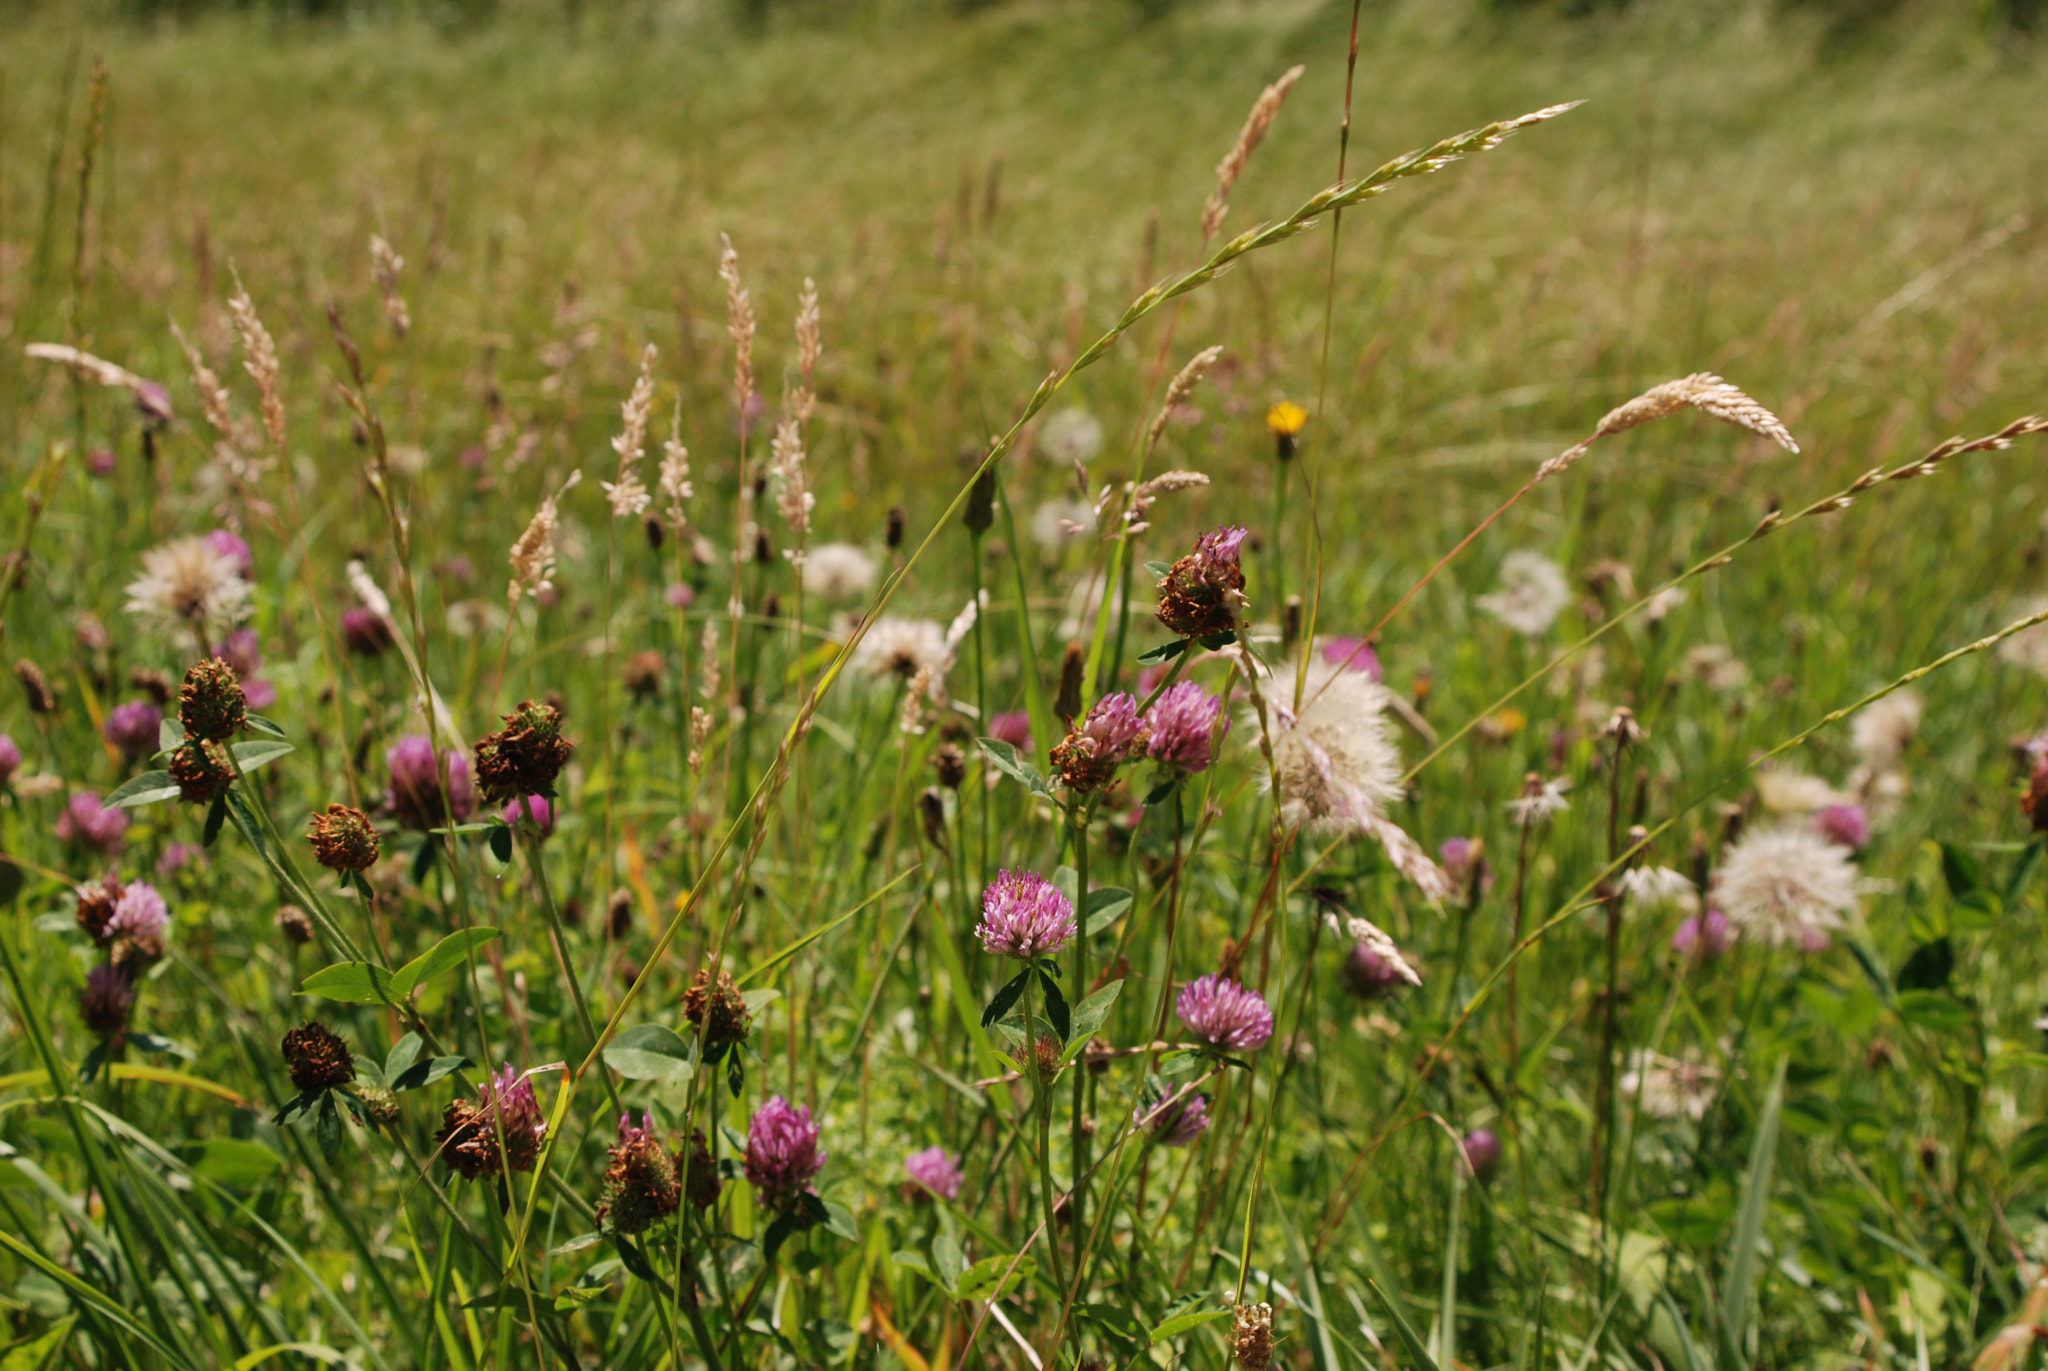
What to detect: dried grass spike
<box><xmin>1146</xmin><ymin>344</ymin><xmax>1225</xmax><ymax>452</ymax></box>
<box><xmin>1202</xmin><ymin>66</ymin><xmax>1305</xmax><ymax>242</ymax></box>
<box><xmin>227</xmin><ymin>269</ymin><xmax>286</xmax><ymax>449</ymax></box>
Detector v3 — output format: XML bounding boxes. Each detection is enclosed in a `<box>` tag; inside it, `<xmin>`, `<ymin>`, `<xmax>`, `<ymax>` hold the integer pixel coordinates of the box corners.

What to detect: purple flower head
<box><xmin>1145</xmin><ymin>1090</ymin><xmax>1211</xmax><ymax>1148</ymax></box>
<box><xmin>482</xmin><ymin>1064</ymin><xmax>548</xmax><ymax>1144</ymax></box>
<box><xmin>135</xmin><ymin>382</ymin><xmax>174</xmax><ymax>426</ymax></box>
<box><xmin>206</xmin><ymin>529</ymin><xmax>254</xmax><ymax>579</ymax></box>
<box><xmin>1156</xmin><ymin>526</ymin><xmax>1251</xmax><ymax>638</ymax></box>
<box><xmin>385</xmin><ymin>735</ymin><xmax>476</xmax><ymax>831</ymax></box>
<box><xmin>504</xmin><ymin>795</ymin><xmax>555</xmax><ymax>836</ymax></box>
<box><xmin>617</xmin><ymin>1111</ymin><xmax>660</xmax><ymax>1150</ymax></box>
<box><xmin>1797</xmin><ymin>925</ymin><xmax>1832</xmax><ymax>954</ymax></box>
<box><xmin>1080</xmin><ymin>694</ymin><xmax>1145</xmax><ymax>760</ymax></box>
<box><xmin>1463</xmin><ymin>1128</ymin><xmax>1503</xmax><ymax>1184</ymax></box>
<box><xmin>1145</xmin><ymin>682</ymin><xmax>1229</xmax><ymax>773</ymax></box>
<box><xmin>107</xmin><ymin>882</ymin><xmax>170</xmax><ymax>943</ymax></box>
<box><xmin>217</xmin><ymin>628</ymin><xmax>263</xmax><ymax>679</ymax></box>
<box><xmin>0</xmin><ymin>735</ymin><xmax>19</xmax><ymax>785</ymax></box>
<box><xmin>903</xmin><ymin>1145</ymin><xmax>964</xmax><ymax>1200</ymax></box>
<box><xmin>87</xmin><ymin>448</ymin><xmax>117</xmax><ymax>478</ymax></box>
<box><xmin>1176</xmin><ymin>975</ymin><xmax>1274</xmax><ymax>1053</ymax></box>
<box><xmin>81</xmin><ymin>962</ymin><xmax>137</xmax><ymax>1037</ymax></box>
<box><xmin>1671</xmin><ymin>908</ymin><xmax>1734</xmax><ymax>960</ymax></box>
<box><xmin>1191</xmin><ymin>526</ymin><xmax>1249</xmax><ymax>581</ymax></box>
<box><xmin>666</xmin><ymin>582</ymin><xmax>695</xmax><ymax>609</ymax></box>
<box><xmin>1321</xmin><ymin>636</ymin><xmax>1383</xmax><ymax>681</ymax></box>
<box><xmin>1342</xmin><ymin>941</ymin><xmax>1414</xmax><ymax>1000</ymax></box>
<box><xmin>988</xmin><ymin>711</ymin><xmax>1033</xmax><ymax>750</ymax></box>
<box><xmin>157</xmin><ymin>842</ymin><xmax>205</xmax><ymax>877</ymax></box>
<box><xmin>1815</xmin><ymin>804</ymin><xmax>1870</xmax><ymax>851</ymax></box>
<box><xmin>341</xmin><ymin>607</ymin><xmax>395</xmax><ymax>657</ymax></box>
<box><xmin>744</xmin><ymin>1095</ymin><xmax>825</xmax><ymax>1204</ymax></box>
<box><xmin>104</xmin><ymin>701</ymin><xmax>163</xmax><ymax>761</ymax></box>
<box><xmin>975</xmin><ymin>870</ymin><xmax>1077</xmax><ymax>960</ymax></box>
<box><xmin>1051</xmin><ymin>693</ymin><xmax>1146</xmax><ymax>791</ymax></box>
<box><xmin>57</xmin><ymin>792</ymin><xmax>129</xmax><ymax>854</ymax></box>
<box><xmin>242</xmin><ymin>678</ymin><xmax>278</xmax><ymax>711</ymax></box>
<box><xmin>1438</xmin><ymin>837</ymin><xmax>1497</xmax><ymax>898</ymax></box>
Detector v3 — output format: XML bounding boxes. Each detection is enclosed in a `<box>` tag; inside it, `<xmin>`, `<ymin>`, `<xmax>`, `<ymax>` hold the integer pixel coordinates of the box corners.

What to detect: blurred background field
<box><xmin>4</xmin><ymin>0</ymin><xmax>2048</xmax><ymax>1367</ymax></box>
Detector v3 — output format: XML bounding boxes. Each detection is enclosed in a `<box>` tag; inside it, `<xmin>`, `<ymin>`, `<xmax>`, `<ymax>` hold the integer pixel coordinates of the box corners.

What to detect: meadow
<box><xmin>3</xmin><ymin>1</ymin><xmax>2048</xmax><ymax>1368</ymax></box>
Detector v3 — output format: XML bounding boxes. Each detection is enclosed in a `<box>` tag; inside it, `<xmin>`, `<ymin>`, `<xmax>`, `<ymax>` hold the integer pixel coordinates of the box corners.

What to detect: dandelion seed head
<box><xmin>1477</xmin><ymin>550</ymin><xmax>1570</xmax><ymax>637</ymax></box>
<box><xmin>1712</xmin><ymin>826</ymin><xmax>1859</xmax><ymax>948</ymax></box>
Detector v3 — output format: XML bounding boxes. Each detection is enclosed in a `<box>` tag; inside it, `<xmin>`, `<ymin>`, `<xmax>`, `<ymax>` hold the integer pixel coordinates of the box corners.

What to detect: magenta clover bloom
<box><xmin>483</xmin><ymin>1064</ymin><xmax>547</xmax><ymax>1142</ymax></box>
<box><xmin>504</xmin><ymin>795</ymin><xmax>555</xmax><ymax>836</ymax></box>
<box><xmin>903</xmin><ymin>1145</ymin><xmax>964</xmax><ymax>1200</ymax></box>
<box><xmin>341</xmin><ymin>607</ymin><xmax>394</xmax><ymax>657</ymax></box>
<box><xmin>217</xmin><ymin>628</ymin><xmax>263</xmax><ymax>678</ymax></box>
<box><xmin>1050</xmin><ymin>693</ymin><xmax>1146</xmax><ymax>791</ymax></box>
<box><xmin>1176</xmin><ymin>975</ymin><xmax>1274</xmax><ymax>1053</ymax></box>
<box><xmin>104</xmin><ymin>701</ymin><xmax>164</xmax><ymax>761</ymax></box>
<box><xmin>135</xmin><ymin>382</ymin><xmax>174</xmax><ymax>426</ymax></box>
<box><xmin>107</xmin><ymin>882</ymin><xmax>170</xmax><ymax>943</ymax></box>
<box><xmin>1144</xmin><ymin>681</ymin><xmax>1228</xmax><ymax>774</ymax></box>
<box><xmin>976</xmin><ymin>870</ymin><xmax>1077</xmax><ymax>961</ymax></box>
<box><xmin>987</xmin><ymin>711</ymin><xmax>1033</xmax><ymax>750</ymax></box>
<box><xmin>745</xmin><ymin>1095</ymin><xmax>825</xmax><ymax>1205</ymax></box>
<box><xmin>385</xmin><ymin>735</ymin><xmax>476</xmax><ymax>831</ymax></box>
<box><xmin>0</xmin><ymin>735</ymin><xmax>19</xmax><ymax>786</ymax></box>
<box><xmin>1438</xmin><ymin>837</ymin><xmax>1497</xmax><ymax>897</ymax></box>
<box><xmin>1341</xmin><ymin>942</ymin><xmax>1413</xmax><ymax>1000</ymax></box>
<box><xmin>665</xmin><ymin>582</ymin><xmax>695</xmax><ymax>609</ymax></box>
<box><xmin>1671</xmin><ymin>908</ymin><xmax>1734</xmax><ymax>960</ymax></box>
<box><xmin>57</xmin><ymin>792</ymin><xmax>129</xmax><ymax>854</ymax></box>
<box><xmin>157</xmin><ymin>843</ymin><xmax>205</xmax><ymax>877</ymax></box>
<box><xmin>1146</xmin><ymin>1090</ymin><xmax>1211</xmax><ymax>1148</ymax></box>
<box><xmin>206</xmin><ymin>529</ymin><xmax>254</xmax><ymax>579</ymax></box>
<box><xmin>1815</xmin><ymin>804</ymin><xmax>1871</xmax><ymax>851</ymax></box>
<box><xmin>1321</xmin><ymin>636</ymin><xmax>1383</xmax><ymax>681</ymax></box>
<box><xmin>1463</xmin><ymin>1128</ymin><xmax>1503</xmax><ymax>1183</ymax></box>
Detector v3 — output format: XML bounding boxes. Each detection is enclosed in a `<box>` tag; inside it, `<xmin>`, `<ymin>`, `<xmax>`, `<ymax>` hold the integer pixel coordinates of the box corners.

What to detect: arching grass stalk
<box><xmin>1403</xmin><ymin>414</ymin><xmax>2048</xmax><ymax>783</ymax></box>
<box><xmin>1314</xmin><ymin>595</ymin><xmax>2048</xmax><ymax>1256</ymax></box>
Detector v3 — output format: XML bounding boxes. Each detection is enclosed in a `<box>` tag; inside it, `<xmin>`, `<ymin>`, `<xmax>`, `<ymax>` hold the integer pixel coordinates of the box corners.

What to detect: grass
<box><xmin>2</xmin><ymin>1</ymin><xmax>2048</xmax><ymax>1368</ymax></box>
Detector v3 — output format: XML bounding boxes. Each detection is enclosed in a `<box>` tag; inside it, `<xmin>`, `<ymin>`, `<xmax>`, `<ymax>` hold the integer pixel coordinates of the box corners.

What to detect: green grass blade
<box><xmin>1719</xmin><ymin>1058</ymin><xmax>1786</xmax><ymax>1370</ymax></box>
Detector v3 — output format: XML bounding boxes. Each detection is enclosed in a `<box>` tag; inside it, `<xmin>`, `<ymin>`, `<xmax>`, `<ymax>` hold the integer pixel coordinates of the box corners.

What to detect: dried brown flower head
<box><xmin>281</xmin><ymin>1022</ymin><xmax>356</xmax><ymax>1093</ymax></box>
<box><xmin>130</xmin><ymin>667</ymin><xmax>173</xmax><ymax>704</ymax></box>
<box><xmin>80</xmin><ymin>963</ymin><xmax>137</xmax><ymax>1037</ymax></box>
<box><xmin>597</xmin><ymin>1113</ymin><xmax>681</xmax><ymax>1238</ymax></box>
<box><xmin>1155</xmin><ymin>528</ymin><xmax>1249</xmax><ymax>639</ymax></box>
<box><xmin>932</xmin><ymin>744</ymin><xmax>967</xmax><ymax>790</ymax></box>
<box><xmin>170</xmin><ymin>740</ymin><xmax>235</xmax><ymax>806</ymax></box>
<box><xmin>623</xmin><ymin>650</ymin><xmax>665</xmax><ymax>702</ymax></box>
<box><xmin>275</xmin><ymin>905</ymin><xmax>316</xmax><ymax>945</ymax></box>
<box><xmin>682</xmin><ymin>968</ymin><xmax>752</xmax><ymax>1054</ymax></box>
<box><xmin>473</xmin><ymin>700</ymin><xmax>574</xmax><ymax>806</ymax></box>
<box><xmin>179</xmin><ymin>658</ymin><xmax>248</xmax><ymax>742</ymax></box>
<box><xmin>308</xmin><ymin>804</ymin><xmax>381</xmax><ymax>871</ymax></box>
<box><xmin>682</xmin><ymin>1128</ymin><xmax>723</xmax><ymax>1210</ymax></box>
<box><xmin>75</xmin><ymin>875</ymin><xmax>122</xmax><ymax>943</ymax></box>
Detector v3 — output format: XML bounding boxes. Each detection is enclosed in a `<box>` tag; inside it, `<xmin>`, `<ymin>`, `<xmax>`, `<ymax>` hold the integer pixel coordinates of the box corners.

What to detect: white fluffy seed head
<box><xmin>1267</xmin><ymin>658</ymin><xmax>1403</xmax><ymax>836</ymax></box>
<box><xmin>1712</xmin><ymin>826</ymin><xmax>1859</xmax><ymax>948</ymax></box>
<box><xmin>1477</xmin><ymin>550</ymin><xmax>1570</xmax><ymax>637</ymax></box>
<box><xmin>800</xmin><ymin>543</ymin><xmax>876</xmax><ymax>600</ymax></box>
<box><xmin>1851</xmin><ymin>689</ymin><xmax>1922</xmax><ymax>772</ymax></box>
